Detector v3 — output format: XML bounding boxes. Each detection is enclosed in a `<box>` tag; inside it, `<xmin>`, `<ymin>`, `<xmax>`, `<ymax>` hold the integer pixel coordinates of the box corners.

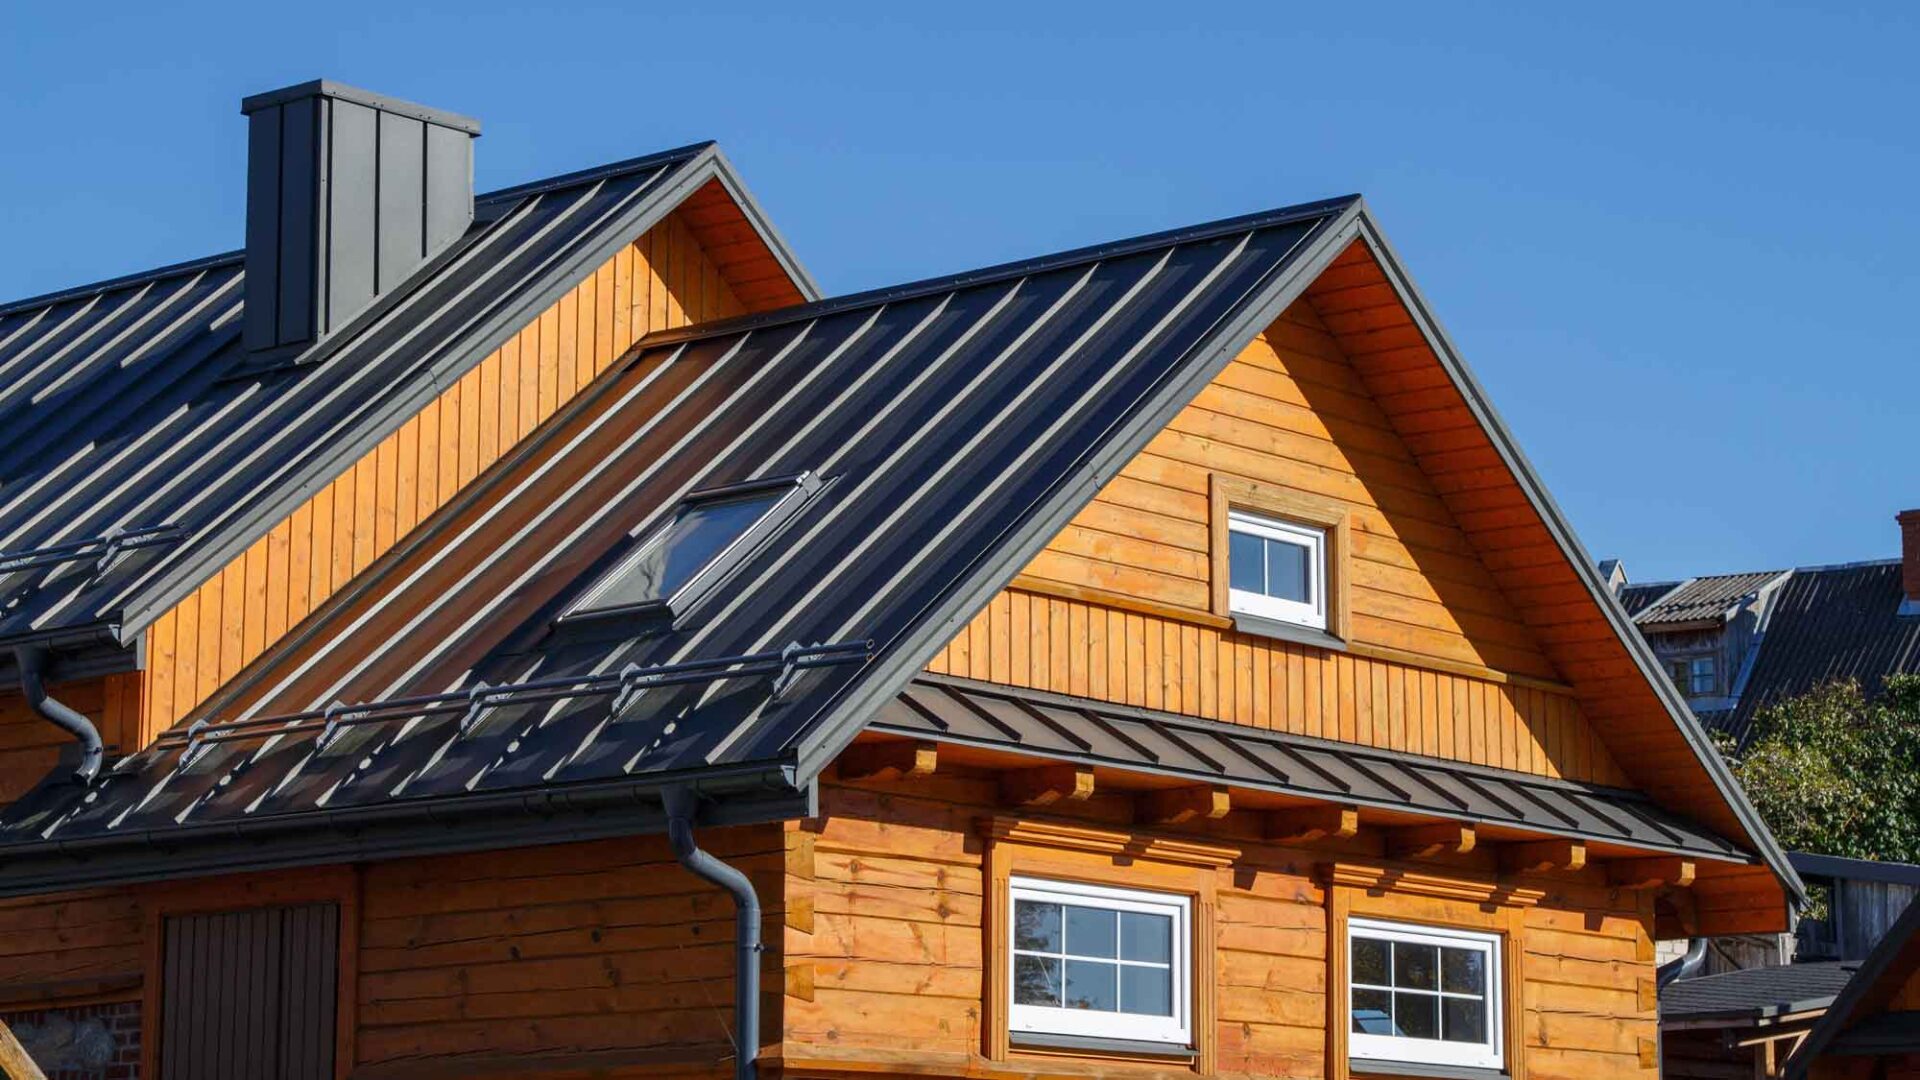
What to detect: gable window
<box><xmin>1348</xmin><ymin>917</ymin><xmax>1503</xmax><ymax>1071</ymax></box>
<box><xmin>1228</xmin><ymin>510</ymin><xmax>1326</xmax><ymax>630</ymax></box>
<box><xmin>564</xmin><ymin>472</ymin><xmax>818</xmax><ymax>622</ymax></box>
<box><xmin>1008</xmin><ymin>877</ymin><xmax>1191</xmax><ymax>1047</ymax></box>
<box><xmin>1209</xmin><ymin>476</ymin><xmax>1350</xmax><ymax>646</ymax></box>
<box><xmin>1666</xmin><ymin>656</ymin><xmax>1716</xmax><ymax>696</ymax></box>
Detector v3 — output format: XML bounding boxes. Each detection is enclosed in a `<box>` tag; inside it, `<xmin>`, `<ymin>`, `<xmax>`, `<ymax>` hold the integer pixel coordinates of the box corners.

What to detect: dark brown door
<box><xmin>160</xmin><ymin>902</ymin><xmax>338</xmax><ymax>1080</ymax></box>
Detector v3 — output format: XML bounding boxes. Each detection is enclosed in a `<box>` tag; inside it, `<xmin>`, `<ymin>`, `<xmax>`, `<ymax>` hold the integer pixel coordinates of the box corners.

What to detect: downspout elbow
<box><xmin>15</xmin><ymin>645</ymin><xmax>104</xmax><ymax>785</ymax></box>
<box><xmin>1656</xmin><ymin>936</ymin><xmax>1709</xmax><ymax>988</ymax></box>
<box><xmin>663</xmin><ymin>785</ymin><xmax>761</xmax><ymax>1080</ymax></box>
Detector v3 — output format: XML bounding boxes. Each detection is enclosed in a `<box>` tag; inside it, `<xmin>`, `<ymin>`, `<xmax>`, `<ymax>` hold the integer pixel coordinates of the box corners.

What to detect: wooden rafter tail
<box><xmin>1607</xmin><ymin>856</ymin><xmax>1697</xmax><ymax>890</ymax></box>
<box><xmin>1500</xmin><ymin>838</ymin><xmax>1587</xmax><ymax>874</ymax></box>
<box><xmin>1266</xmin><ymin>803</ymin><xmax>1359</xmax><ymax>844</ymax></box>
<box><xmin>1138</xmin><ymin>784</ymin><xmax>1231</xmax><ymax>826</ymax></box>
<box><xmin>836</xmin><ymin>738</ymin><xmax>938</xmax><ymax>782</ymax></box>
<box><xmin>999</xmin><ymin>764</ymin><xmax>1095</xmax><ymax>807</ymax></box>
<box><xmin>1387</xmin><ymin>822</ymin><xmax>1476</xmax><ymax>860</ymax></box>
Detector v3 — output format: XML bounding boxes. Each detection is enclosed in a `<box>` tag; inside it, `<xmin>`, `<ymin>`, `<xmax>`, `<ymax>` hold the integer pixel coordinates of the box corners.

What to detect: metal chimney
<box><xmin>240</xmin><ymin>80</ymin><xmax>481</xmax><ymax>358</ymax></box>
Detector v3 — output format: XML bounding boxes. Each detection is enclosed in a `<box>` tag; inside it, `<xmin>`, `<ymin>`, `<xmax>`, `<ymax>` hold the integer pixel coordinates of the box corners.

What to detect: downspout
<box><xmin>1657</xmin><ymin>937</ymin><xmax>1710</xmax><ymax>988</ymax></box>
<box><xmin>14</xmin><ymin>645</ymin><xmax>103</xmax><ymax>784</ymax></box>
<box><xmin>663</xmin><ymin>785</ymin><xmax>761</xmax><ymax>1080</ymax></box>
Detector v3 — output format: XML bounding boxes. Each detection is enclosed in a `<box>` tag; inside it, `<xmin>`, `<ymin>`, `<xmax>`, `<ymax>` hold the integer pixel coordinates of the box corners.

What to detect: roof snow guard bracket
<box><xmin>167</xmin><ymin>640</ymin><xmax>873</xmax><ymax>763</ymax></box>
<box><xmin>0</xmin><ymin>524</ymin><xmax>186</xmax><ymax>577</ymax></box>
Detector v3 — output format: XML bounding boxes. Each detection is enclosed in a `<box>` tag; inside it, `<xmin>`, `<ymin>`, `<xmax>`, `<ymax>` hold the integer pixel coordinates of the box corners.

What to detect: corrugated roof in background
<box><xmin>877</xmin><ymin>675</ymin><xmax>1748</xmax><ymax>861</ymax></box>
<box><xmin>1635</xmin><ymin>570</ymin><xmax>1785</xmax><ymax>627</ymax></box>
<box><xmin>0</xmin><ymin>143</ymin><xmax>770</xmax><ymax>652</ymax></box>
<box><xmin>1715</xmin><ymin>562</ymin><xmax>1920</xmax><ymax>746</ymax></box>
<box><xmin>1618</xmin><ymin>581</ymin><xmax>1681</xmax><ymax>618</ymax></box>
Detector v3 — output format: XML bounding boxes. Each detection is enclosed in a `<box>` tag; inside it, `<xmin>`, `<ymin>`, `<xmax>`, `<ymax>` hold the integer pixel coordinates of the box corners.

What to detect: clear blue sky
<box><xmin>3</xmin><ymin>2</ymin><xmax>1913</xmax><ymax>582</ymax></box>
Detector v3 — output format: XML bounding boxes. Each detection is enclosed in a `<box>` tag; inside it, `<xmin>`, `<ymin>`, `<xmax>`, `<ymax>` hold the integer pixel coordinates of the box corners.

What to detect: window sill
<box><xmin>1228</xmin><ymin>611</ymin><xmax>1348</xmax><ymax>652</ymax></box>
<box><xmin>1011</xmin><ymin>1032</ymin><xmax>1197</xmax><ymax>1062</ymax></box>
<box><xmin>1351</xmin><ymin>1058</ymin><xmax>1508</xmax><ymax>1080</ymax></box>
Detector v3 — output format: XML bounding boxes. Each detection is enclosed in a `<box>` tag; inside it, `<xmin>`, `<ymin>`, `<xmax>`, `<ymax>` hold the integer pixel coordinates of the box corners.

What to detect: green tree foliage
<box><xmin>1716</xmin><ymin>675</ymin><xmax>1920</xmax><ymax>862</ymax></box>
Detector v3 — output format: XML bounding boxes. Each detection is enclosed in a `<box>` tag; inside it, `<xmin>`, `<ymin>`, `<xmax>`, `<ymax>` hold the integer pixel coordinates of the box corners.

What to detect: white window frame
<box><xmin>1227</xmin><ymin>510</ymin><xmax>1328</xmax><ymax>631</ymax></box>
<box><xmin>1347</xmin><ymin>917</ymin><xmax>1504</xmax><ymax>1071</ymax></box>
<box><xmin>1007</xmin><ymin>877</ymin><xmax>1192</xmax><ymax>1046</ymax></box>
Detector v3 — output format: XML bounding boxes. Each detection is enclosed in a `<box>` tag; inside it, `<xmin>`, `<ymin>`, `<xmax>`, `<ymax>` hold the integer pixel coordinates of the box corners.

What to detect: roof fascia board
<box><xmin>108</xmin><ymin>147</ymin><xmax>800</xmax><ymax>643</ymax></box>
<box><xmin>0</xmin><ymin>761</ymin><xmax>809</xmax><ymax>898</ymax></box>
<box><xmin>1344</xmin><ymin>211</ymin><xmax>1805</xmax><ymax>907</ymax></box>
<box><xmin>1788</xmin><ymin>899</ymin><xmax>1920</xmax><ymax>1077</ymax></box>
<box><xmin>789</xmin><ymin>200</ymin><xmax>1367</xmax><ymax>783</ymax></box>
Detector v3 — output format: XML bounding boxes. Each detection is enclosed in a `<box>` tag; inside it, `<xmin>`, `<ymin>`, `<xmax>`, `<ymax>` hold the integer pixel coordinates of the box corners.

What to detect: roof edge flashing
<box><xmin>240</xmin><ymin>79</ymin><xmax>482</xmax><ymax>134</ymax></box>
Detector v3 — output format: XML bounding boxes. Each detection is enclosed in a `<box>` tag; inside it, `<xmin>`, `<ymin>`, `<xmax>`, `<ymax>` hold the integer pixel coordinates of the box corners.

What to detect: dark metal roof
<box><xmin>1790</xmin><ymin>851</ymin><xmax>1920</xmax><ymax>888</ymax></box>
<box><xmin>1635</xmin><ymin>570</ymin><xmax>1786</xmax><ymax>628</ymax></box>
<box><xmin>0</xmin><ymin>142</ymin><xmax>815</xmax><ymax>663</ymax></box>
<box><xmin>877</xmin><ymin>676</ymin><xmax>1749</xmax><ymax>861</ymax></box>
<box><xmin>1715</xmin><ymin>562</ymin><xmax>1920</xmax><ymax>745</ymax></box>
<box><xmin>1789</xmin><ymin>889</ymin><xmax>1920</xmax><ymax>1075</ymax></box>
<box><xmin>1660</xmin><ymin>961</ymin><xmax>1854</xmax><ymax>1023</ymax></box>
<box><xmin>0</xmin><ymin>197</ymin><xmax>1367</xmax><ymax>893</ymax></box>
<box><xmin>1618</xmin><ymin>581</ymin><xmax>1681</xmax><ymax>618</ymax></box>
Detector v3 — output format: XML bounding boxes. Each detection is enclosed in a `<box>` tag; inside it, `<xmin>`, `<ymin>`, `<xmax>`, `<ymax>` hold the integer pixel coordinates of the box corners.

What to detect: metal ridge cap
<box><xmin>632</xmin><ymin>194</ymin><xmax>1365</xmax><ymax>351</ymax></box>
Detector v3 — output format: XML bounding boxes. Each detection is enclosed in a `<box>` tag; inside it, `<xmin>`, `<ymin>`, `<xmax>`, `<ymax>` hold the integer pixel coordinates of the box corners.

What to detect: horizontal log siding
<box><xmin>139</xmin><ymin>211</ymin><xmax>747</xmax><ymax>742</ymax></box>
<box><xmin>928</xmin><ymin>298</ymin><xmax>1625</xmax><ymax>786</ymax></box>
<box><xmin>790</xmin><ymin>775</ymin><xmax>1659</xmax><ymax>1080</ymax></box>
<box><xmin>355</xmin><ymin>829</ymin><xmax>785</xmax><ymax>1072</ymax></box>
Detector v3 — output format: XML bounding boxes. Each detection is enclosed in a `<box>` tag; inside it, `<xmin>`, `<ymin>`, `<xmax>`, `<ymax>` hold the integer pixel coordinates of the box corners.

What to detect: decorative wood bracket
<box><xmin>1000</xmin><ymin>764</ymin><xmax>1095</xmax><ymax>807</ymax></box>
<box><xmin>837</xmin><ymin>738</ymin><xmax>938</xmax><ymax>781</ymax></box>
<box><xmin>979</xmin><ymin>816</ymin><xmax>1240</xmax><ymax>868</ymax></box>
<box><xmin>1139</xmin><ymin>784</ymin><xmax>1231</xmax><ymax>826</ymax></box>
<box><xmin>1608</xmin><ymin>857</ymin><xmax>1696</xmax><ymax>890</ymax></box>
<box><xmin>1387</xmin><ymin>822</ymin><xmax>1477</xmax><ymax>859</ymax></box>
<box><xmin>1500</xmin><ymin>838</ymin><xmax>1587</xmax><ymax>874</ymax></box>
<box><xmin>1267</xmin><ymin>804</ymin><xmax>1360</xmax><ymax>844</ymax></box>
<box><xmin>1318</xmin><ymin>862</ymin><xmax>1544</xmax><ymax>907</ymax></box>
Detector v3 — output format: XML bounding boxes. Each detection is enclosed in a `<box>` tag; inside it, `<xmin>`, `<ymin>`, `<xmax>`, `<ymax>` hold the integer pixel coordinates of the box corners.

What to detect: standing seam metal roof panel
<box><xmin>0</xmin><ymin>143</ymin><xmax>814</xmax><ymax>659</ymax></box>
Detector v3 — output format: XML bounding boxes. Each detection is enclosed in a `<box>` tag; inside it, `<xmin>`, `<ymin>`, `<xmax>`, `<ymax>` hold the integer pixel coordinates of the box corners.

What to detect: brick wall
<box><xmin>0</xmin><ymin>1000</ymin><xmax>140</xmax><ymax>1080</ymax></box>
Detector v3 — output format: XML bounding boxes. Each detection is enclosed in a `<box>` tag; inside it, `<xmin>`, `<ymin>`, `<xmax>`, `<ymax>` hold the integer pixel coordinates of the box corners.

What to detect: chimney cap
<box><xmin>240</xmin><ymin>79</ymin><xmax>482</xmax><ymax>135</ymax></box>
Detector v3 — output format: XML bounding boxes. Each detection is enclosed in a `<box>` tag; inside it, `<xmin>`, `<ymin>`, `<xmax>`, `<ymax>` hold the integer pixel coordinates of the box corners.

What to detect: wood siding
<box><xmin>785</xmin><ymin>771</ymin><xmax>1660</xmax><ymax>1080</ymax></box>
<box><xmin>0</xmin><ymin>672</ymin><xmax>143</xmax><ymax>805</ymax></box>
<box><xmin>137</xmin><ymin>209</ymin><xmax>751</xmax><ymax>742</ymax></box>
<box><xmin>928</xmin><ymin>296</ymin><xmax>1628</xmax><ymax>786</ymax></box>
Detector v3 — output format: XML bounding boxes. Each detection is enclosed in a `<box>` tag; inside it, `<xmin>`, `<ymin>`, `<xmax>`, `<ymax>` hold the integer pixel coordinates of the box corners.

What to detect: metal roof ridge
<box><xmin>0</xmin><ymin>142</ymin><xmax>720</xmax><ymax>323</ymax></box>
<box><xmin>1791</xmin><ymin>557</ymin><xmax>1902</xmax><ymax>574</ymax></box>
<box><xmin>633</xmin><ymin>194</ymin><xmax>1366</xmax><ymax>349</ymax></box>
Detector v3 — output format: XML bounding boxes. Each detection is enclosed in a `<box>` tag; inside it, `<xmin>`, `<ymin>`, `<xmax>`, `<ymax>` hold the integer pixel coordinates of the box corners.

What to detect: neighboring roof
<box><xmin>876</xmin><ymin>676</ymin><xmax>1749</xmax><ymax>861</ymax></box>
<box><xmin>1791</xmin><ymin>851</ymin><xmax>1920</xmax><ymax>888</ymax></box>
<box><xmin>1717</xmin><ymin>561</ymin><xmax>1920</xmax><ymax>745</ymax></box>
<box><xmin>1789</xmin><ymin>888</ymin><xmax>1920</xmax><ymax>1075</ymax></box>
<box><xmin>0</xmin><ymin>142</ymin><xmax>814</xmax><ymax>673</ymax></box>
<box><xmin>1661</xmin><ymin>961</ymin><xmax>1855</xmax><ymax>1024</ymax></box>
<box><xmin>1619</xmin><ymin>580</ymin><xmax>1680</xmax><ymax>618</ymax></box>
<box><xmin>0</xmin><ymin>195</ymin><xmax>1801</xmax><ymax>906</ymax></box>
<box><xmin>1634</xmin><ymin>570</ymin><xmax>1786</xmax><ymax>628</ymax></box>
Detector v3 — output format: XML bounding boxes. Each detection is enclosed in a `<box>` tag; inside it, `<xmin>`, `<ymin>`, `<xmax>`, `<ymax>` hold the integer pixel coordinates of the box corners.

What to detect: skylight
<box><xmin>565</xmin><ymin>472</ymin><xmax>819</xmax><ymax>622</ymax></box>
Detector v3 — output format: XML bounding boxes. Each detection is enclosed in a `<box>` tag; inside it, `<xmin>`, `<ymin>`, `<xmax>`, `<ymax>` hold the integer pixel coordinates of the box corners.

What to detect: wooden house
<box><xmin>0</xmin><ymin>80</ymin><xmax>1801</xmax><ymax>1080</ymax></box>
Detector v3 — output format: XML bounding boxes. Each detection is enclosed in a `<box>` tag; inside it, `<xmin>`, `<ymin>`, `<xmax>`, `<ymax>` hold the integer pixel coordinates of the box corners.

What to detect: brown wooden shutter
<box><xmin>159</xmin><ymin>902</ymin><xmax>338</xmax><ymax>1079</ymax></box>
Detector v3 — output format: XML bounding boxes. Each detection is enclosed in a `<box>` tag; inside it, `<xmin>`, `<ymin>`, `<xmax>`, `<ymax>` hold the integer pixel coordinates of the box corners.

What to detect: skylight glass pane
<box><xmin>583</xmin><ymin>490</ymin><xmax>784</xmax><ymax>612</ymax></box>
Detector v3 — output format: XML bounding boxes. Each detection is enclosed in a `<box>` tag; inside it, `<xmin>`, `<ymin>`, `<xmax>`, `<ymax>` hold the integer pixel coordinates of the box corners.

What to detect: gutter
<box><xmin>663</xmin><ymin>785</ymin><xmax>762</xmax><ymax>1080</ymax></box>
<box><xmin>14</xmin><ymin>645</ymin><xmax>103</xmax><ymax>784</ymax></box>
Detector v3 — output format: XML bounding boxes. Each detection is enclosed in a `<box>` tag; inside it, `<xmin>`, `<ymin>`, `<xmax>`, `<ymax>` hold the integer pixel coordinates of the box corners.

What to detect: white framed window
<box><xmin>1008</xmin><ymin>877</ymin><xmax>1191</xmax><ymax>1047</ymax></box>
<box><xmin>1227</xmin><ymin>510</ymin><xmax>1327</xmax><ymax>631</ymax></box>
<box><xmin>1348</xmin><ymin>917</ymin><xmax>1503</xmax><ymax>1071</ymax></box>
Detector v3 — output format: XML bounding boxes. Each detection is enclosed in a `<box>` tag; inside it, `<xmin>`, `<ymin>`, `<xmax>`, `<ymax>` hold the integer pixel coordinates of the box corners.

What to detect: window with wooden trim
<box><xmin>1209</xmin><ymin>475</ymin><xmax>1350</xmax><ymax>644</ymax></box>
<box><xmin>1007</xmin><ymin>877</ymin><xmax>1192</xmax><ymax>1047</ymax></box>
<box><xmin>1347</xmin><ymin>917</ymin><xmax>1503</xmax><ymax>1071</ymax></box>
<box><xmin>1665</xmin><ymin>656</ymin><xmax>1716</xmax><ymax>696</ymax></box>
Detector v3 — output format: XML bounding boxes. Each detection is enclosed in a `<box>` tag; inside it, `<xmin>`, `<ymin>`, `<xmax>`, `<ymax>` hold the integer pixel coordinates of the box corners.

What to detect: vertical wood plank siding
<box><xmin>928</xmin><ymin>297</ymin><xmax>1627</xmax><ymax>786</ymax></box>
<box><xmin>788</xmin><ymin>776</ymin><xmax>1659</xmax><ymax>1080</ymax></box>
<box><xmin>139</xmin><ymin>211</ymin><xmax>747</xmax><ymax>739</ymax></box>
<box><xmin>159</xmin><ymin>904</ymin><xmax>339</xmax><ymax>1080</ymax></box>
